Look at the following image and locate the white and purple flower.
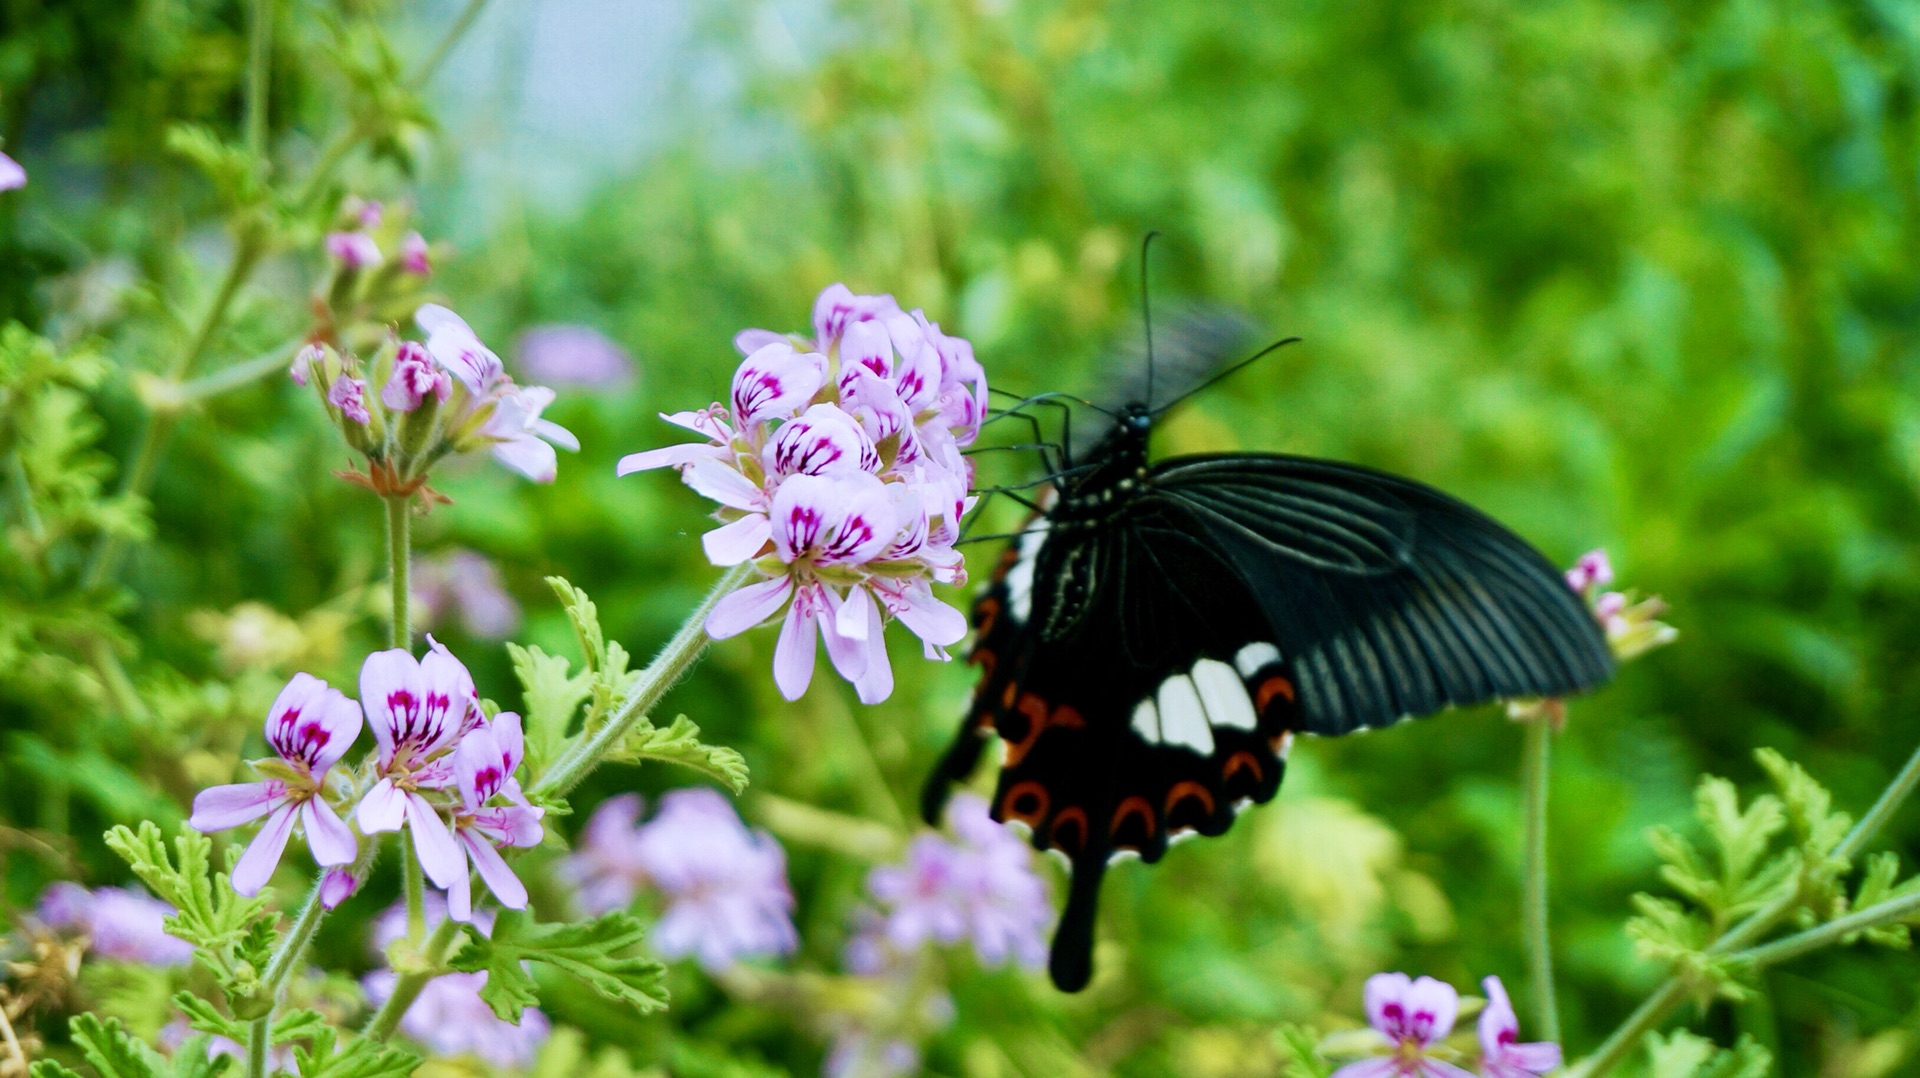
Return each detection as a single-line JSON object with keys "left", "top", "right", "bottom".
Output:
{"left": 442, "top": 713, "right": 544, "bottom": 921}
{"left": 1565, "top": 547, "right": 1676, "bottom": 661}
{"left": 622, "top": 788, "right": 798, "bottom": 972}
{"left": 381, "top": 341, "right": 452, "bottom": 413}
{"left": 1332, "top": 973, "right": 1475, "bottom": 1078}
{"left": 325, "top": 230, "right": 383, "bottom": 270}
{"left": 189, "top": 673, "right": 362, "bottom": 895}
{"left": 1477, "top": 976, "right": 1560, "bottom": 1078}
{"left": 415, "top": 304, "right": 579, "bottom": 482}
{"left": 36, "top": 883, "right": 193, "bottom": 966}
{"left": 353, "top": 641, "right": 482, "bottom": 901}
{"left": 620, "top": 285, "right": 981, "bottom": 704}
{"left": 412, "top": 549, "right": 522, "bottom": 639}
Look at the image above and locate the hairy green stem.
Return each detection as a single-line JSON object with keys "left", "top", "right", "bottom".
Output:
{"left": 362, "top": 915, "right": 460, "bottom": 1041}
{"left": 530, "top": 563, "right": 754, "bottom": 799}
{"left": 246, "top": 1017, "right": 268, "bottom": 1078}
{"left": 1575, "top": 737, "right": 1920, "bottom": 1076}
{"left": 174, "top": 337, "right": 307, "bottom": 402}
{"left": 262, "top": 877, "right": 329, "bottom": 991}
{"left": 1521, "top": 715, "right": 1560, "bottom": 1043}
{"left": 403, "top": 838, "right": 426, "bottom": 943}
{"left": 245, "top": 0, "right": 274, "bottom": 159}
{"left": 1731, "top": 890, "right": 1920, "bottom": 968}
{"left": 385, "top": 495, "right": 411, "bottom": 650}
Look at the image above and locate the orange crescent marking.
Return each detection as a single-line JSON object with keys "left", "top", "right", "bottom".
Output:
{"left": 1000, "top": 692, "right": 1051, "bottom": 767}
{"left": 1002, "top": 680, "right": 1019, "bottom": 708}
{"left": 974, "top": 596, "right": 1000, "bottom": 637}
{"left": 1223, "top": 751, "right": 1265, "bottom": 784}
{"left": 1164, "top": 781, "right": 1216, "bottom": 818}
{"left": 1003, "top": 781, "right": 1049, "bottom": 825}
{"left": 1110, "top": 796, "right": 1157, "bottom": 839}
{"left": 1050, "top": 704, "right": 1086, "bottom": 729}
{"left": 1256, "top": 676, "right": 1297, "bottom": 712}
{"left": 1050, "top": 806, "right": 1089, "bottom": 854}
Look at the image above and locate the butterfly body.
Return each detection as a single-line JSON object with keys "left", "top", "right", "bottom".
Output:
{"left": 926, "top": 384, "right": 1614, "bottom": 991}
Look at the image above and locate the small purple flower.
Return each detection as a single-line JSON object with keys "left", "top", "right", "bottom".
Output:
{"left": 36, "top": 883, "right": 193, "bottom": 966}
{"left": 327, "top": 376, "right": 370, "bottom": 424}
{"left": 401, "top": 231, "right": 432, "bottom": 276}
{"left": 1563, "top": 549, "right": 1613, "bottom": 593}
{"left": 1563, "top": 548, "right": 1676, "bottom": 661}
{"left": 189, "top": 673, "right": 362, "bottom": 895}
{"left": 412, "top": 549, "right": 522, "bottom": 639}
{"left": 319, "top": 867, "right": 361, "bottom": 909}
{"left": 479, "top": 384, "right": 580, "bottom": 483}
{"left": 418, "top": 304, "right": 506, "bottom": 394}
{"left": 823, "top": 1033, "right": 921, "bottom": 1078}
{"left": 415, "top": 305, "right": 579, "bottom": 482}
{"left": 1478, "top": 976, "right": 1560, "bottom": 1078}
{"left": 631, "top": 788, "right": 798, "bottom": 972}
{"left": 353, "top": 640, "right": 482, "bottom": 899}
{"left": 362, "top": 900, "right": 547, "bottom": 1067}
{"left": 289, "top": 343, "right": 324, "bottom": 387}
{"left": 515, "top": 325, "right": 635, "bottom": 387}
{"left": 0, "top": 151, "right": 24, "bottom": 191}
{"left": 356, "top": 200, "right": 385, "bottom": 229}
{"left": 556, "top": 793, "right": 650, "bottom": 916}
{"left": 443, "top": 714, "right": 544, "bottom": 922}
{"left": 862, "top": 793, "right": 1050, "bottom": 970}
{"left": 326, "top": 231, "right": 383, "bottom": 270}
{"left": 1332, "top": 973, "right": 1475, "bottom": 1078}
{"left": 381, "top": 341, "right": 451, "bottom": 413}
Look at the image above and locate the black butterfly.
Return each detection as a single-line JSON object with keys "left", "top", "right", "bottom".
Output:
{"left": 921, "top": 315, "right": 1614, "bottom": 992}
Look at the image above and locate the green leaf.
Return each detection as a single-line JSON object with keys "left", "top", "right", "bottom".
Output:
{"left": 1645, "top": 1030, "right": 1773, "bottom": 1078}
{"left": 29, "top": 1064, "right": 87, "bottom": 1078}
{"left": 291, "top": 1028, "right": 421, "bottom": 1078}
{"left": 1625, "top": 895, "right": 1750, "bottom": 1004}
{"left": 174, "top": 991, "right": 244, "bottom": 1041}
{"left": 609, "top": 714, "right": 749, "bottom": 794}
{"left": 1756, "top": 748, "right": 1853, "bottom": 910}
{"left": 1848, "top": 852, "right": 1920, "bottom": 948}
{"left": 272, "top": 1009, "right": 334, "bottom": 1045}
{"left": 1273, "top": 1025, "right": 1332, "bottom": 1078}
{"left": 448, "top": 909, "right": 669, "bottom": 1021}
{"left": 509, "top": 641, "right": 592, "bottom": 776}
{"left": 104, "top": 822, "right": 271, "bottom": 956}
{"left": 64, "top": 1013, "right": 168, "bottom": 1078}
{"left": 548, "top": 577, "right": 610, "bottom": 677}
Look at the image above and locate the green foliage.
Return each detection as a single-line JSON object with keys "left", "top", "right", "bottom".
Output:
{"left": 290, "top": 1027, "right": 422, "bottom": 1078}
{"left": 1844, "top": 852, "right": 1920, "bottom": 949}
{"left": 508, "top": 639, "right": 593, "bottom": 776}
{"left": 1274, "top": 1025, "right": 1333, "bottom": 1078}
{"left": 29, "top": 1015, "right": 232, "bottom": 1078}
{"left": 1753, "top": 749, "right": 1853, "bottom": 919}
{"left": 610, "top": 714, "right": 750, "bottom": 795}
{"left": 102, "top": 823, "right": 272, "bottom": 1002}
{"left": 449, "top": 909, "right": 670, "bottom": 1022}
{"left": 1643, "top": 1031, "right": 1773, "bottom": 1078}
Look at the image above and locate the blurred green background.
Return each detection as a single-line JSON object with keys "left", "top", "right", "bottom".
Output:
{"left": 5, "top": 0, "right": 1920, "bottom": 1074}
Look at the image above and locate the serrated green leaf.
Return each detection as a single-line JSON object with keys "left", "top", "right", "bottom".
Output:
{"left": 1645, "top": 1030, "right": 1772, "bottom": 1078}
{"left": 1848, "top": 852, "right": 1920, "bottom": 948}
{"left": 448, "top": 909, "right": 669, "bottom": 1021}
{"left": 103, "top": 822, "right": 271, "bottom": 957}
{"left": 1273, "top": 1024, "right": 1332, "bottom": 1078}
{"left": 509, "top": 642, "right": 593, "bottom": 775}
{"left": 30, "top": 1064, "right": 87, "bottom": 1078}
{"left": 547, "top": 577, "right": 609, "bottom": 676}
{"left": 272, "top": 1009, "right": 334, "bottom": 1045}
{"left": 291, "top": 1028, "right": 421, "bottom": 1078}
{"left": 174, "top": 991, "right": 244, "bottom": 1041}
{"left": 165, "top": 1038, "right": 236, "bottom": 1078}
{"left": 1756, "top": 748, "right": 1853, "bottom": 909}
{"left": 609, "top": 715, "right": 749, "bottom": 793}
{"left": 67, "top": 1013, "right": 167, "bottom": 1078}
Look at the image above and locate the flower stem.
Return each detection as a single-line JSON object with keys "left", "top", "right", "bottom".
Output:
{"left": 1521, "top": 714, "right": 1560, "bottom": 1043}
{"left": 403, "top": 839, "right": 426, "bottom": 943}
{"left": 246, "top": 1017, "right": 268, "bottom": 1078}
{"left": 1573, "top": 737, "right": 1920, "bottom": 1077}
{"left": 385, "top": 494, "right": 411, "bottom": 650}
{"left": 362, "top": 915, "right": 461, "bottom": 1041}
{"left": 262, "top": 876, "right": 329, "bottom": 991}
{"left": 245, "top": 0, "right": 274, "bottom": 160}
{"left": 530, "top": 563, "right": 754, "bottom": 800}
{"left": 1730, "top": 889, "right": 1920, "bottom": 968}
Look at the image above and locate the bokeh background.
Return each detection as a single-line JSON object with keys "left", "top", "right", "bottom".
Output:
{"left": 5, "top": 0, "right": 1920, "bottom": 1074}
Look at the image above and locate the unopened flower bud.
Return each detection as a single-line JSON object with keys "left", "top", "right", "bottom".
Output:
{"left": 320, "top": 867, "right": 361, "bottom": 909}
{"left": 326, "top": 231, "right": 383, "bottom": 270}
{"left": 357, "top": 201, "right": 385, "bottom": 229}
{"left": 401, "top": 231, "right": 431, "bottom": 276}
{"left": 382, "top": 342, "right": 451, "bottom": 413}
{"left": 328, "top": 377, "right": 371, "bottom": 424}
{"left": 290, "top": 343, "right": 325, "bottom": 387}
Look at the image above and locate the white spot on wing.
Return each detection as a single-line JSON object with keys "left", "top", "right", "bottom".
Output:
{"left": 1004, "top": 519, "right": 1050, "bottom": 622}
{"left": 1131, "top": 698, "right": 1161, "bottom": 743}
{"left": 1108, "top": 849, "right": 1140, "bottom": 864}
{"left": 1157, "top": 675, "right": 1215, "bottom": 755}
{"left": 1192, "top": 659, "right": 1257, "bottom": 731}
{"left": 1234, "top": 641, "right": 1282, "bottom": 677}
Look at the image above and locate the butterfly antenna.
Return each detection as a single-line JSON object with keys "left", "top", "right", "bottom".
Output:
{"left": 1141, "top": 230, "right": 1161, "bottom": 409}
{"left": 1151, "top": 335, "right": 1303, "bottom": 416}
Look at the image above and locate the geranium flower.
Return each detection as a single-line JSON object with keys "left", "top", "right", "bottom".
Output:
{"left": 326, "top": 231, "right": 382, "bottom": 269}
{"left": 327, "top": 376, "right": 370, "bottom": 424}
{"left": 630, "top": 788, "right": 797, "bottom": 972}
{"left": 353, "top": 640, "right": 481, "bottom": 897}
{"left": 37, "top": 883, "right": 193, "bottom": 966}
{"left": 1331, "top": 973, "right": 1475, "bottom": 1078}
{"left": 0, "top": 152, "right": 24, "bottom": 191}
{"left": 1477, "top": 976, "right": 1560, "bottom": 1078}
{"left": 1564, "top": 547, "right": 1676, "bottom": 661}
{"left": 401, "top": 231, "right": 431, "bottom": 276}
{"left": 556, "top": 793, "right": 650, "bottom": 915}
{"left": 859, "top": 792, "right": 1050, "bottom": 970}
{"left": 413, "top": 304, "right": 579, "bottom": 482}
{"left": 189, "top": 673, "right": 361, "bottom": 895}
{"left": 443, "top": 713, "right": 544, "bottom": 922}
{"left": 381, "top": 341, "right": 451, "bottom": 413}
{"left": 514, "top": 324, "right": 635, "bottom": 387}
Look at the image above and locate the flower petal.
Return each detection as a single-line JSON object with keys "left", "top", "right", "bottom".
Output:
{"left": 445, "top": 865, "right": 475, "bottom": 923}
{"left": 406, "top": 794, "right": 466, "bottom": 888}
{"left": 705, "top": 576, "right": 792, "bottom": 639}
{"left": 231, "top": 803, "right": 299, "bottom": 896}
{"left": 302, "top": 798, "right": 358, "bottom": 867}
{"left": 616, "top": 442, "right": 726, "bottom": 475}
{"left": 1327, "top": 1061, "right": 1402, "bottom": 1078}
{"left": 355, "top": 778, "right": 409, "bottom": 833}
{"left": 464, "top": 832, "right": 529, "bottom": 910}
{"left": 492, "top": 435, "right": 558, "bottom": 482}
{"left": 358, "top": 649, "right": 422, "bottom": 765}
{"left": 683, "top": 456, "right": 766, "bottom": 511}
{"left": 190, "top": 782, "right": 283, "bottom": 831}
{"left": 1405, "top": 975, "right": 1460, "bottom": 1044}
{"left": 702, "top": 514, "right": 773, "bottom": 566}
{"left": 772, "top": 598, "right": 819, "bottom": 701}
{"left": 533, "top": 417, "right": 580, "bottom": 452}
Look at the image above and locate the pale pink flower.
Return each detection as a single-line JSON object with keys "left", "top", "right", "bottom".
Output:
{"left": 412, "top": 549, "right": 521, "bottom": 639}
{"left": 515, "top": 324, "right": 635, "bottom": 387}
{"left": 1477, "top": 976, "right": 1560, "bottom": 1078}
{"left": 189, "top": 673, "right": 361, "bottom": 895}
{"left": 381, "top": 341, "right": 451, "bottom": 413}
{"left": 37, "top": 883, "right": 193, "bottom": 965}
{"left": 1564, "top": 548, "right": 1676, "bottom": 661}
{"left": 556, "top": 793, "right": 650, "bottom": 916}
{"left": 631, "top": 789, "right": 797, "bottom": 972}
{"left": 418, "top": 304, "right": 506, "bottom": 394}
{"left": 353, "top": 640, "right": 482, "bottom": 899}
{"left": 414, "top": 304, "right": 578, "bottom": 481}
{"left": 289, "top": 343, "right": 323, "bottom": 386}
{"left": 401, "top": 231, "right": 431, "bottom": 276}
{"left": 1563, "top": 549, "right": 1614, "bottom": 593}
{"left": 479, "top": 384, "right": 579, "bottom": 482}
{"left": 1332, "top": 973, "right": 1475, "bottom": 1078}
{"left": 0, "top": 152, "right": 24, "bottom": 191}
{"left": 860, "top": 793, "right": 1049, "bottom": 970}
{"left": 355, "top": 200, "right": 385, "bottom": 229}
{"left": 326, "top": 231, "right": 382, "bottom": 270}
{"left": 327, "top": 376, "right": 370, "bottom": 424}
{"left": 443, "top": 714, "right": 544, "bottom": 922}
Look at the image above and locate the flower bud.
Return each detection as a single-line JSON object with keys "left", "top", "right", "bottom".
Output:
{"left": 401, "top": 231, "right": 432, "bottom": 276}
{"left": 290, "top": 343, "right": 326, "bottom": 387}
{"left": 326, "top": 232, "right": 383, "bottom": 271}
{"left": 381, "top": 342, "right": 451, "bottom": 413}
{"left": 328, "top": 377, "right": 372, "bottom": 424}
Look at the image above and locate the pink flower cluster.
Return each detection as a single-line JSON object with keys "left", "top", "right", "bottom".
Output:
{"left": 850, "top": 793, "right": 1050, "bottom": 972}
{"left": 619, "top": 285, "right": 986, "bottom": 703}
{"left": 189, "top": 641, "right": 543, "bottom": 921}
{"left": 324, "top": 199, "right": 430, "bottom": 276}
{"left": 1565, "top": 548, "right": 1677, "bottom": 661}
{"left": 36, "top": 882, "right": 193, "bottom": 966}
{"left": 558, "top": 790, "right": 798, "bottom": 973}
{"left": 1332, "top": 973, "right": 1558, "bottom": 1078}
